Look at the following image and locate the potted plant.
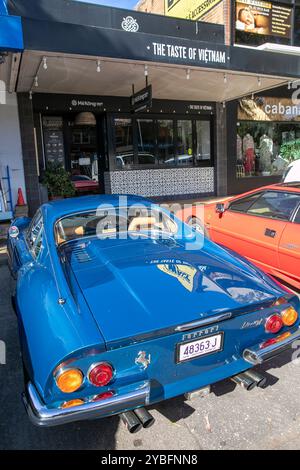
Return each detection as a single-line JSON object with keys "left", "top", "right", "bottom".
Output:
{"left": 42, "top": 163, "right": 75, "bottom": 200}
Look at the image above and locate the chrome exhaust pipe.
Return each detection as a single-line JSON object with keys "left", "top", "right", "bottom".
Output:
{"left": 120, "top": 411, "right": 143, "bottom": 434}
{"left": 243, "top": 370, "right": 267, "bottom": 388}
{"left": 231, "top": 372, "right": 257, "bottom": 391}
{"left": 134, "top": 407, "right": 155, "bottom": 429}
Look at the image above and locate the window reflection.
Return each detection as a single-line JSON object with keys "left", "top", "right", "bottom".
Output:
{"left": 114, "top": 118, "right": 133, "bottom": 169}
{"left": 158, "top": 120, "right": 175, "bottom": 165}
{"left": 137, "top": 119, "right": 156, "bottom": 165}
{"left": 177, "top": 120, "right": 193, "bottom": 166}
{"left": 196, "top": 121, "right": 211, "bottom": 163}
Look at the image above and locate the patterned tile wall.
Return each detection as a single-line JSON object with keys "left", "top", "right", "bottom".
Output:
{"left": 104, "top": 167, "right": 215, "bottom": 197}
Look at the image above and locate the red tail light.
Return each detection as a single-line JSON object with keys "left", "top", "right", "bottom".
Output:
{"left": 88, "top": 363, "right": 113, "bottom": 387}
{"left": 93, "top": 391, "right": 114, "bottom": 402}
{"left": 265, "top": 314, "right": 283, "bottom": 334}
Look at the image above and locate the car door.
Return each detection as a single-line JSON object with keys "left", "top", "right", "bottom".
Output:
{"left": 9, "top": 211, "right": 43, "bottom": 277}
{"left": 278, "top": 200, "right": 300, "bottom": 287}
{"left": 209, "top": 190, "right": 298, "bottom": 274}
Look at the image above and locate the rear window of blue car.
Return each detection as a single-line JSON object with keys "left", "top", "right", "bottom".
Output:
{"left": 55, "top": 206, "right": 177, "bottom": 245}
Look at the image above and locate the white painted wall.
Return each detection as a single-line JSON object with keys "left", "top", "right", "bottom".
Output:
{"left": 0, "top": 92, "right": 26, "bottom": 209}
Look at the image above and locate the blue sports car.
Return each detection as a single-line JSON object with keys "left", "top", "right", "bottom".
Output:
{"left": 7, "top": 195, "right": 300, "bottom": 432}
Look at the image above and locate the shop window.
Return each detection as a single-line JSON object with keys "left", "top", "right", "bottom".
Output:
{"left": 112, "top": 116, "right": 212, "bottom": 170}
{"left": 137, "top": 119, "right": 156, "bottom": 165}
{"left": 247, "top": 191, "right": 300, "bottom": 221}
{"left": 195, "top": 121, "right": 211, "bottom": 163}
{"left": 177, "top": 120, "right": 193, "bottom": 166}
{"left": 114, "top": 118, "right": 133, "bottom": 169}
{"left": 236, "top": 120, "right": 300, "bottom": 179}
{"left": 157, "top": 120, "right": 175, "bottom": 165}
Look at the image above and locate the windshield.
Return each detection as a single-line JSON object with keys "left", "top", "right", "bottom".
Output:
{"left": 55, "top": 206, "right": 178, "bottom": 245}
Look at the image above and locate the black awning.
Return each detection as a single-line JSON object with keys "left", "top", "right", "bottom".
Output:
{"left": 7, "top": 0, "right": 224, "bottom": 43}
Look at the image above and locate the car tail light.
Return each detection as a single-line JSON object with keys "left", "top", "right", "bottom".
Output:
{"left": 260, "top": 331, "right": 291, "bottom": 350}
{"left": 88, "top": 363, "right": 113, "bottom": 387}
{"left": 260, "top": 338, "right": 277, "bottom": 349}
{"left": 61, "top": 399, "right": 85, "bottom": 409}
{"left": 93, "top": 391, "right": 115, "bottom": 402}
{"left": 56, "top": 369, "right": 83, "bottom": 393}
{"left": 265, "top": 314, "right": 283, "bottom": 334}
{"left": 281, "top": 307, "right": 298, "bottom": 326}
{"left": 272, "top": 297, "right": 287, "bottom": 307}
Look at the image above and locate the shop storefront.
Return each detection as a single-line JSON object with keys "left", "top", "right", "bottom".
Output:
{"left": 227, "top": 85, "right": 300, "bottom": 194}
{"left": 33, "top": 94, "right": 215, "bottom": 198}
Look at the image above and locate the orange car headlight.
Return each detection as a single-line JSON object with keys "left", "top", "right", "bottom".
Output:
{"left": 281, "top": 307, "right": 298, "bottom": 327}
{"left": 56, "top": 369, "right": 83, "bottom": 393}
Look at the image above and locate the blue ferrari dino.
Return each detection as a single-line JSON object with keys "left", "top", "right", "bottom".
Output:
{"left": 7, "top": 195, "right": 300, "bottom": 431}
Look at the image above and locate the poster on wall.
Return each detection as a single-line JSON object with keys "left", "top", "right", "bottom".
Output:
{"left": 165, "top": 0, "right": 223, "bottom": 21}
{"left": 238, "top": 97, "right": 300, "bottom": 122}
{"left": 235, "top": 0, "right": 292, "bottom": 38}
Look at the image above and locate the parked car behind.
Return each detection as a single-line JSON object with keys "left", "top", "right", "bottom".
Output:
{"left": 283, "top": 159, "right": 300, "bottom": 183}
{"left": 71, "top": 175, "right": 99, "bottom": 194}
{"left": 177, "top": 183, "right": 300, "bottom": 290}
{"left": 7, "top": 195, "right": 300, "bottom": 430}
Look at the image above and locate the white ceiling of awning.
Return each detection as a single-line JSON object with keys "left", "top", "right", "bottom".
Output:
{"left": 16, "top": 50, "right": 295, "bottom": 102}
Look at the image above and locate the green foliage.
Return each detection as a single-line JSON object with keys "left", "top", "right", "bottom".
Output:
{"left": 279, "top": 139, "right": 300, "bottom": 163}
{"left": 42, "top": 163, "right": 75, "bottom": 198}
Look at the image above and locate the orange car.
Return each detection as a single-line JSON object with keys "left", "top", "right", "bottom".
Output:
{"left": 177, "top": 183, "right": 300, "bottom": 291}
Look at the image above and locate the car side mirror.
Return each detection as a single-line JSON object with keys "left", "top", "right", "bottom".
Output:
{"left": 9, "top": 226, "right": 20, "bottom": 239}
{"left": 215, "top": 203, "right": 226, "bottom": 215}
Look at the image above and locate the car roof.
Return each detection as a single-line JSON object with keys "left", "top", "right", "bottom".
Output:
{"left": 41, "top": 194, "right": 157, "bottom": 227}
{"left": 265, "top": 183, "right": 300, "bottom": 192}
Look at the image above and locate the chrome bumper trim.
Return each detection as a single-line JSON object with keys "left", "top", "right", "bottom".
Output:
{"left": 243, "top": 328, "right": 300, "bottom": 365}
{"left": 22, "top": 381, "right": 150, "bottom": 427}
{"left": 175, "top": 312, "right": 232, "bottom": 332}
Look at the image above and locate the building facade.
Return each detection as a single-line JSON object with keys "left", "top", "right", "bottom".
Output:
{"left": 1, "top": 0, "right": 300, "bottom": 215}
{"left": 0, "top": 1, "right": 25, "bottom": 215}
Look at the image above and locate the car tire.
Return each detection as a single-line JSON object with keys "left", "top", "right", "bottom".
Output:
{"left": 188, "top": 217, "right": 210, "bottom": 239}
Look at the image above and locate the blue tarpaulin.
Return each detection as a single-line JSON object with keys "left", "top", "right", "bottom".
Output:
{"left": 0, "top": 0, "right": 23, "bottom": 51}
{"left": 0, "top": 0, "right": 8, "bottom": 15}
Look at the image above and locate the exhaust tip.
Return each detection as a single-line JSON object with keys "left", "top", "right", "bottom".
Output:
{"left": 231, "top": 372, "right": 256, "bottom": 391}
{"left": 121, "top": 411, "right": 143, "bottom": 434}
{"left": 134, "top": 407, "right": 155, "bottom": 429}
{"left": 243, "top": 370, "right": 267, "bottom": 389}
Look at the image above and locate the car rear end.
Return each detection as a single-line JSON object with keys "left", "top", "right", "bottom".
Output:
{"left": 23, "top": 293, "right": 300, "bottom": 428}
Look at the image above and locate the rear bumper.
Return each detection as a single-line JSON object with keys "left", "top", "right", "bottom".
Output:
{"left": 243, "top": 328, "right": 300, "bottom": 365}
{"left": 22, "top": 381, "right": 150, "bottom": 427}
{"left": 22, "top": 329, "right": 300, "bottom": 426}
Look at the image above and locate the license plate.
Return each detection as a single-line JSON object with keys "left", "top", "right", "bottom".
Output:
{"left": 177, "top": 333, "right": 223, "bottom": 363}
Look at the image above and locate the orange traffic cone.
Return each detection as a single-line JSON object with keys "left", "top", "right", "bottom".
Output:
{"left": 16, "top": 188, "right": 26, "bottom": 206}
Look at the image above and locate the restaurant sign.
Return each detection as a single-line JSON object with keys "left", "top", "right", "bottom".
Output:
{"left": 130, "top": 85, "right": 152, "bottom": 114}
{"left": 238, "top": 97, "right": 300, "bottom": 122}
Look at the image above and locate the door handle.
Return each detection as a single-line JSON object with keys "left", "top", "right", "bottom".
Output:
{"left": 265, "top": 228, "right": 276, "bottom": 238}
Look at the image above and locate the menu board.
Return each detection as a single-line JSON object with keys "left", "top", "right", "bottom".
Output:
{"left": 235, "top": 0, "right": 292, "bottom": 38}
{"left": 43, "top": 117, "right": 65, "bottom": 167}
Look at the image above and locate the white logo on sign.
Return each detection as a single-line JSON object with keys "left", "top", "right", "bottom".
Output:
{"left": 121, "top": 16, "right": 139, "bottom": 33}
{"left": 71, "top": 100, "right": 77, "bottom": 106}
